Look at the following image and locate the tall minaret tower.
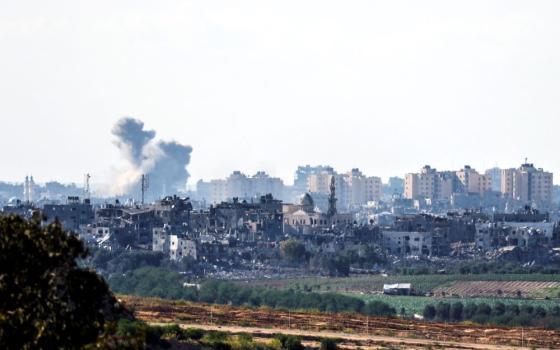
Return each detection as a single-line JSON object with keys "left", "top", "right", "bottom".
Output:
{"left": 23, "top": 176, "right": 30, "bottom": 202}
{"left": 29, "top": 176, "right": 36, "bottom": 202}
{"left": 327, "top": 176, "right": 337, "bottom": 217}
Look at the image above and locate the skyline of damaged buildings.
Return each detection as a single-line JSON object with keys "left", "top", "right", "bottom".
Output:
{"left": 2, "top": 159, "right": 559, "bottom": 277}
{"left": 1, "top": 160, "right": 557, "bottom": 214}
{"left": 193, "top": 161, "right": 555, "bottom": 213}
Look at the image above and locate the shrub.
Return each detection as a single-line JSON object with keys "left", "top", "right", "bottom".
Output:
{"left": 320, "top": 338, "right": 338, "bottom": 350}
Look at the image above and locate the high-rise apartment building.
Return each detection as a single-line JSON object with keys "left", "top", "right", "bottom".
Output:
{"left": 501, "top": 163, "right": 553, "bottom": 207}
{"left": 196, "top": 171, "right": 285, "bottom": 204}
{"left": 306, "top": 168, "right": 381, "bottom": 209}
{"left": 405, "top": 165, "right": 490, "bottom": 200}
{"left": 485, "top": 167, "right": 502, "bottom": 192}
{"left": 456, "top": 165, "right": 492, "bottom": 196}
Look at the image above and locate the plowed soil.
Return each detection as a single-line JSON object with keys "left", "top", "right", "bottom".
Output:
{"left": 121, "top": 295, "right": 560, "bottom": 349}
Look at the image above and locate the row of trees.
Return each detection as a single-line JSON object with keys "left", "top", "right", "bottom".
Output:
{"left": 423, "top": 301, "right": 560, "bottom": 329}
{"left": 109, "top": 268, "right": 397, "bottom": 317}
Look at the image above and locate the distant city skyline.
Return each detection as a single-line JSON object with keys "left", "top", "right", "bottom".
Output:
{"left": 3, "top": 161, "right": 553, "bottom": 189}
{"left": 1, "top": 1, "right": 559, "bottom": 186}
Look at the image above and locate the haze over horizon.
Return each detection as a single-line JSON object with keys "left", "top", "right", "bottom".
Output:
{"left": 1, "top": 1, "right": 559, "bottom": 187}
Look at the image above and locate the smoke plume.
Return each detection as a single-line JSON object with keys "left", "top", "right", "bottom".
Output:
{"left": 110, "top": 117, "right": 192, "bottom": 198}
{"left": 112, "top": 118, "right": 156, "bottom": 166}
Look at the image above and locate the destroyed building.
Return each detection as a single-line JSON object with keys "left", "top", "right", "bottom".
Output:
{"left": 475, "top": 207, "right": 556, "bottom": 251}
{"left": 381, "top": 214, "right": 455, "bottom": 256}
{"left": 42, "top": 196, "right": 94, "bottom": 231}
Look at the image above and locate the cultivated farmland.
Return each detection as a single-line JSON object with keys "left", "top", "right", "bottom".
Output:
{"left": 122, "top": 295, "right": 560, "bottom": 349}
{"left": 246, "top": 274, "right": 560, "bottom": 294}
{"left": 432, "top": 280, "right": 560, "bottom": 298}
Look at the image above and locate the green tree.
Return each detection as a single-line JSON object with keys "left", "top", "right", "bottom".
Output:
{"left": 320, "top": 338, "right": 339, "bottom": 350}
{"left": 476, "top": 303, "right": 492, "bottom": 316}
{"left": 435, "top": 302, "right": 450, "bottom": 321}
{"left": 280, "top": 239, "right": 307, "bottom": 263}
{"left": 423, "top": 305, "right": 436, "bottom": 320}
{"left": 0, "top": 215, "right": 129, "bottom": 349}
{"left": 450, "top": 302, "right": 464, "bottom": 321}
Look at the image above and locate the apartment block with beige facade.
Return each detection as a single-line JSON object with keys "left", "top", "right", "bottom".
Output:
{"left": 196, "top": 171, "right": 285, "bottom": 204}
{"left": 501, "top": 163, "right": 553, "bottom": 207}
{"left": 456, "top": 165, "right": 492, "bottom": 196}
{"left": 404, "top": 165, "right": 447, "bottom": 200}
{"left": 405, "top": 165, "right": 491, "bottom": 200}
{"left": 307, "top": 168, "right": 382, "bottom": 209}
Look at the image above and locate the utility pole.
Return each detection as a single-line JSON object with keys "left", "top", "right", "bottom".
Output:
{"left": 141, "top": 174, "right": 149, "bottom": 204}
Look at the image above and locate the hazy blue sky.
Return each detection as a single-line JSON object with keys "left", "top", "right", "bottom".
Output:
{"left": 1, "top": 1, "right": 558, "bottom": 188}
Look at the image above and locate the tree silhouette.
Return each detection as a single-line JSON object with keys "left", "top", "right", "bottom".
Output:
{"left": 0, "top": 215, "right": 130, "bottom": 349}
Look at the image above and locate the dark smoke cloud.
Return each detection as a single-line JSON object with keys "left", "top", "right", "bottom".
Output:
{"left": 111, "top": 117, "right": 193, "bottom": 197}
{"left": 150, "top": 141, "right": 193, "bottom": 194}
{"left": 112, "top": 118, "right": 155, "bottom": 166}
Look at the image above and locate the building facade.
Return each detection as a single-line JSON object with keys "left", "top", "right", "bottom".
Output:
{"left": 501, "top": 163, "right": 553, "bottom": 208}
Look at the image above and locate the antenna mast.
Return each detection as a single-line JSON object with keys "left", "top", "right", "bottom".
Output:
{"left": 141, "top": 174, "right": 150, "bottom": 204}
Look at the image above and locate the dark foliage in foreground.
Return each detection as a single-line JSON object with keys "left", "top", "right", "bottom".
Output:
{"left": 0, "top": 215, "right": 182, "bottom": 349}
{"left": 0, "top": 215, "right": 135, "bottom": 349}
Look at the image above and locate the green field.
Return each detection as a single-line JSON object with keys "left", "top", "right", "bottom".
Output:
{"left": 349, "top": 294, "right": 560, "bottom": 316}
{"left": 247, "top": 274, "right": 560, "bottom": 294}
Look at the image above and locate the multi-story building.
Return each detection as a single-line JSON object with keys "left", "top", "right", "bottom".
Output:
{"left": 456, "top": 165, "right": 492, "bottom": 196}
{"left": 196, "top": 179, "right": 227, "bottom": 204}
{"left": 307, "top": 172, "right": 334, "bottom": 194}
{"left": 307, "top": 168, "right": 381, "bottom": 210}
{"left": 42, "top": 196, "right": 95, "bottom": 231}
{"left": 169, "top": 235, "right": 197, "bottom": 261}
{"left": 405, "top": 165, "right": 441, "bottom": 200}
{"left": 405, "top": 165, "right": 491, "bottom": 201}
{"left": 501, "top": 163, "right": 553, "bottom": 208}
{"left": 153, "top": 227, "right": 197, "bottom": 261}
{"left": 485, "top": 167, "right": 502, "bottom": 192}
{"left": 293, "top": 165, "right": 334, "bottom": 193}
{"left": 252, "top": 171, "right": 284, "bottom": 198}
{"left": 345, "top": 169, "right": 382, "bottom": 207}
{"left": 384, "top": 177, "right": 404, "bottom": 197}
{"left": 196, "top": 171, "right": 285, "bottom": 204}
{"left": 307, "top": 172, "right": 348, "bottom": 210}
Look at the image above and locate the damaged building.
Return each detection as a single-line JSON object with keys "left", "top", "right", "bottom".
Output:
{"left": 475, "top": 207, "right": 556, "bottom": 251}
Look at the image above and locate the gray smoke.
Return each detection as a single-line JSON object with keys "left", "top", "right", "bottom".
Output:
{"left": 112, "top": 118, "right": 156, "bottom": 166}
{"left": 110, "top": 117, "right": 192, "bottom": 197}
